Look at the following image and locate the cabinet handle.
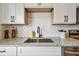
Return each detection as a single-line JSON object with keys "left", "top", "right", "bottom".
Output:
{"left": 11, "top": 16, "right": 15, "bottom": 22}
{"left": 20, "top": 48, "right": 22, "bottom": 54}
{"left": 11, "top": 16, "right": 13, "bottom": 22}
{"left": 0, "top": 50, "right": 6, "bottom": 53}
{"left": 64, "top": 16, "right": 68, "bottom": 22}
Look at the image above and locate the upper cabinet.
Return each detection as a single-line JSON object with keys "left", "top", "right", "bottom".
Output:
{"left": 52, "top": 3, "right": 76, "bottom": 24}
{"left": 1, "top": 4, "right": 16, "bottom": 24}
{"left": 0, "top": 3, "right": 25, "bottom": 24}
{"left": 0, "top": 3, "right": 77, "bottom": 25}
{"left": 15, "top": 3, "right": 24, "bottom": 24}
{"left": 52, "top": 3, "right": 64, "bottom": 24}
{"left": 25, "top": 3, "right": 53, "bottom": 8}
{"left": 64, "top": 4, "right": 76, "bottom": 24}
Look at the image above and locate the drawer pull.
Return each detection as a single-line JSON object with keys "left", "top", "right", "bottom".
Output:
{"left": 0, "top": 50, "right": 6, "bottom": 53}
{"left": 64, "top": 16, "right": 68, "bottom": 22}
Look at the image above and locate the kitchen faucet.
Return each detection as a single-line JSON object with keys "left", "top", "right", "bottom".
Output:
{"left": 37, "top": 26, "right": 42, "bottom": 38}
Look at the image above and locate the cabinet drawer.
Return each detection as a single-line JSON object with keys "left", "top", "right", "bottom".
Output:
{"left": 0, "top": 47, "right": 16, "bottom": 56}
{"left": 18, "top": 47, "right": 61, "bottom": 56}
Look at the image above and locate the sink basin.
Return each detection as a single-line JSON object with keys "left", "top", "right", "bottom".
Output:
{"left": 39, "top": 39, "right": 53, "bottom": 43}
{"left": 24, "top": 38, "right": 37, "bottom": 43}
{"left": 24, "top": 38, "right": 54, "bottom": 43}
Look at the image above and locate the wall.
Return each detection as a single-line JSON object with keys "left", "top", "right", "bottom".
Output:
{"left": 17, "top": 13, "right": 79, "bottom": 37}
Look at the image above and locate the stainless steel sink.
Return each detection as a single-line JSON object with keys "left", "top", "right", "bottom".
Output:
{"left": 39, "top": 39, "right": 53, "bottom": 43}
{"left": 24, "top": 38, "right": 54, "bottom": 43}
{"left": 24, "top": 38, "right": 37, "bottom": 43}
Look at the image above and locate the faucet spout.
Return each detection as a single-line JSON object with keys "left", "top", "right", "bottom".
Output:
{"left": 36, "top": 26, "right": 42, "bottom": 38}
{"left": 37, "top": 26, "right": 40, "bottom": 38}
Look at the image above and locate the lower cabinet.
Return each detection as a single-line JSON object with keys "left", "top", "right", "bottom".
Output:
{"left": 17, "top": 47, "right": 61, "bottom": 56}
{"left": 0, "top": 46, "right": 61, "bottom": 56}
{"left": 64, "top": 47, "right": 79, "bottom": 56}
{"left": 0, "top": 47, "right": 16, "bottom": 56}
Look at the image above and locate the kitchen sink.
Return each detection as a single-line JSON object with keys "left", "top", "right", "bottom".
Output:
{"left": 24, "top": 38, "right": 54, "bottom": 43}
{"left": 39, "top": 39, "right": 53, "bottom": 43}
{"left": 24, "top": 38, "right": 37, "bottom": 43}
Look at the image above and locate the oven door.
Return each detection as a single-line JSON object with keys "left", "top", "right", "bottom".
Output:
{"left": 64, "top": 47, "right": 79, "bottom": 56}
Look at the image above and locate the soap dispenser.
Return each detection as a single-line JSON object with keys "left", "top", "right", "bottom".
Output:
{"left": 32, "top": 30, "right": 35, "bottom": 38}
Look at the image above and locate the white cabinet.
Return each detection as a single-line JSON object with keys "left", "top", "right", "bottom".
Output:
{"left": 52, "top": 3, "right": 76, "bottom": 24}
{"left": 0, "top": 47, "right": 16, "bottom": 56}
{"left": 0, "top": 4, "right": 15, "bottom": 24}
{"left": 53, "top": 3, "right": 64, "bottom": 24}
{"left": 15, "top": 3, "right": 24, "bottom": 24}
{"left": 25, "top": 3, "right": 53, "bottom": 8}
{"left": 17, "top": 47, "right": 61, "bottom": 56}
{"left": 64, "top": 3, "right": 76, "bottom": 24}
{"left": 0, "top": 46, "right": 61, "bottom": 56}
{"left": 0, "top": 3, "right": 24, "bottom": 24}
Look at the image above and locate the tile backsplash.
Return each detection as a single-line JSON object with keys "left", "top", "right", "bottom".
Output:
{"left": 16, "top": 25, "right": 79, "bottom": 37}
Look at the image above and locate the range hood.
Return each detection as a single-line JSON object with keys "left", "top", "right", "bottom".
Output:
{"left": 25, "top": 8, "right": 53, "bottom": 12}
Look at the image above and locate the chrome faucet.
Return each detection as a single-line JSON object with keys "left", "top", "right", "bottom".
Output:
{"left": 37, "top": 26, "right": 40, "bottom": 38}
{"left": 37, "top": 26, "right": 42, "bottom": 38}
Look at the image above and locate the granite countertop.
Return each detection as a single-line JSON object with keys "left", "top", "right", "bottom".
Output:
{"left": 0, "top": 37, "right": 61, "bottom": 46}
{"left": 0, "top": 37, "right": 79, "bottom": 46}
{"left": 64, "top": 37, "right": 79, "bottom": 46}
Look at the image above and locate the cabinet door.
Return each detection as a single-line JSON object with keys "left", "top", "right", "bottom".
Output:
{"left": 1, "top": 4, "right": 11, "bottom": 24}
{"left": 52, "top": 3, "right": 76, "bottom": 24}
{"left": 18, "top": 47, "right": 61, "bottom": 56}
{"left": 15, "top": 3, "right": 24, "bottom": 24}
{"left": 1, "top": 3, "right": 15, "bottom": 24}
{"left": 53, "top": 3, "right": 64, "bottom": 24}
{"left": 64, "top": 3, "right": 76, "bottom": 24}
{"left": 25, "top": 3, "right": 53, "bottom": 8}
{"left": 0, "top": 47, "right": 16, "bottom": 56}
{"left": 0, "top": 3, "right": 24, "bottom": 24}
